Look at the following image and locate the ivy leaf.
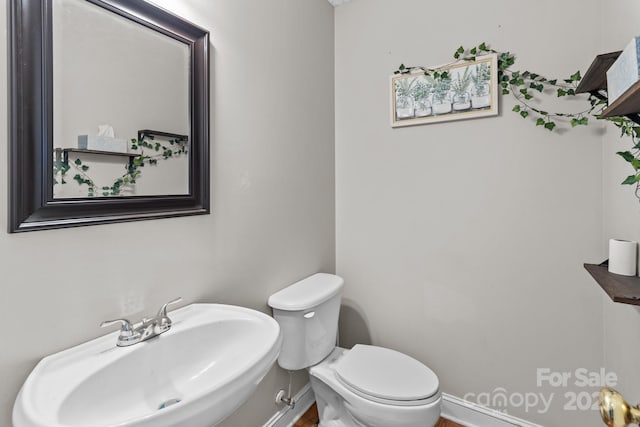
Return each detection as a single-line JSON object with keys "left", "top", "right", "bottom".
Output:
{"left": 544, "top": 121, "right": 556, "bottom": 131}
{"left": 557, "top": 88, "right": 567, "bottom": 97}
{"left": 622, "top": 175, "right": 640, "bottom": 185}
{"left": 470, "top": 47, "right": 477, "bottom": 55}
{"left": 399, "top": 64, "right": 405, "bottom": 71}
{"left": 536, "top": 118, "right": 545, "bottom": 126}
{"left": 617, "top": 151, "right": 636, "bottom": 163}
{"left": 548, "top": 79, "right": 557, "bottom": 85}
{"left": 570, "top": 71, "right": 581, "bottom": 81}
{"left": 512, "top": 105, "right": 521, "bottom": 112}
{"left": 479, "top": 42, "right": 488, "bottom": 51}
{"left": 502, "top": 89, "right": 509, "bottom": 95}
{"left": 74, "top": 159, "right": 82, "bottom": 165}
{"left": 531, "top": 83, "right": 544, "bottom": 92}
{"left": 520, "top": 111, "right": 529, "bottom": 119}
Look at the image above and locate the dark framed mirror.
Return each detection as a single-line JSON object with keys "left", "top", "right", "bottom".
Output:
{"left": 8, "top": 0, "right": 210, "bottom": 232}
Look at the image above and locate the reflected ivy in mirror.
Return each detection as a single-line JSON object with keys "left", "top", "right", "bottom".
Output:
{"left": 54, "top": 135, "right": 189, "bottom": 197}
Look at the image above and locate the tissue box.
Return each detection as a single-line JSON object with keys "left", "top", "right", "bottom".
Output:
{"left": 606, "top": 36, "right": 640, "bottom": 103}
{"left": 77, "top": 135, "right": 128, "bottom": 153}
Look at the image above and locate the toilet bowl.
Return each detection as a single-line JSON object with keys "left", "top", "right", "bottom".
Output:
{"left": 311, "top": 346, "right": 441, "bottom": 427}
{"left": 268, "top": 273, "right": 441, "bottom": 427}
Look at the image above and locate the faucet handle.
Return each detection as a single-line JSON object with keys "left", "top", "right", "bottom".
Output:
{"left": 157, "top": 297, "right": 183, "bottom": 318}
{"left": 100, "top": 318, "right": 134, "bottom": 335}
{"left": 100, "top": 318, "right": 141, "bottom": 346}
{"left": 154, "top": 297, "right": 182, "bottom": 333}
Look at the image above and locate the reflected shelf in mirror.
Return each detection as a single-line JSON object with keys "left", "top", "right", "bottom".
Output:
{"left": 54, "top": 148, "right": 138, "bottom": 167}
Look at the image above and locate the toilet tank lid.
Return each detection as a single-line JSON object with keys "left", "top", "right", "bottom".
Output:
{"left": 268, "top": 273, "right": 344, "bottom": 311}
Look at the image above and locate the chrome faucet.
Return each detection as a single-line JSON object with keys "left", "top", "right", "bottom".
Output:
{"left": 101, "top": 297, "right": 182, "bottom": 347}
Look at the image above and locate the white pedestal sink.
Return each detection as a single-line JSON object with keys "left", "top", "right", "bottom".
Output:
{"left": 13, "top": 304, "right": 282, "bottom": 427}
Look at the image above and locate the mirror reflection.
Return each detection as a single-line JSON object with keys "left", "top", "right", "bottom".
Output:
{"left": 52, "top": 0, "right": 190, "bottom": 198}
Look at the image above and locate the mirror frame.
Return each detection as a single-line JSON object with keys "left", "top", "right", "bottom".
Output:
{"left": 8, "top": 0, "right": 210, "bottom": 232}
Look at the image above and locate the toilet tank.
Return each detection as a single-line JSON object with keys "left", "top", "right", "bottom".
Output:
{"left": 268, "top": 273, "right": 344, "bottom": 371}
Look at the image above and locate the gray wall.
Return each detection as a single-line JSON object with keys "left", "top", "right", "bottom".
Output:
{"left": 601, "top": 0, "right": 640, "bottom": 415}
{"left": 335, "top": 0, "right": 605, "bottom": 425}
{"left": 0, "top": 0, "right": 335, "bottom": 426}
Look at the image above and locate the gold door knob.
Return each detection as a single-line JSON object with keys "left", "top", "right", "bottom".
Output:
{"left": 600, "top": 388, "right": 640, "bottom": 427}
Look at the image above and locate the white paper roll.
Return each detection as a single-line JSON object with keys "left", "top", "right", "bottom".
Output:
{"left": 609, "top": 239, "right": 638, "bottom": 276}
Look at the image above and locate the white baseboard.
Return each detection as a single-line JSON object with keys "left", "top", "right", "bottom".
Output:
{"left": 262, "top": 385, "right": 542, "bottom": 427}
{"left": 262, "top": 383, "right": 315, "bottom": 427}
{"left": 442, "top": 393, "right": 544, "bottom": 427}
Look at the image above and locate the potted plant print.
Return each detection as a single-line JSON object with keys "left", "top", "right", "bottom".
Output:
{"left": 471, "top": 62, "right": 491, "bottom": 109}
{"left": 451, "top": 67, "right": 472, "bottom": 111}
{"left": 431, "top": 75, "right": 452, "bottom": 115}
{"left": 395, "top": 77, "right": 417, "bottom": 119}
{"left": 413, "top": 79, "right": 432, "bottom": 117}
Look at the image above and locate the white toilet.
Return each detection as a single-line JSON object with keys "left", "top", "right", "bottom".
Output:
{"left": 268, "top": 273, "right": 441, "bottom": 427}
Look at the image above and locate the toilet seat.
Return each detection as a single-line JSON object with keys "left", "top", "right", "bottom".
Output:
{"left": 334, "top": 344, "right": 440, "bottom": 407}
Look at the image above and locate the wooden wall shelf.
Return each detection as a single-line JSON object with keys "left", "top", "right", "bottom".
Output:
{"left": 577, "top": 50, "right": 640, "bottom": 123}
{"left": 584, "top": 263, "right": 640, "bottom": 306}
{"left": 600, "top": 80, "right": 640, "bottom": 118}
{"left": 576, "top": 51, "right": 621, "bottom": 94}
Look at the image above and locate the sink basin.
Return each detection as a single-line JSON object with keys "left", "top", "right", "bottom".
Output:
{"left": 13, "top": 304, "right": 282, "bottom": 427}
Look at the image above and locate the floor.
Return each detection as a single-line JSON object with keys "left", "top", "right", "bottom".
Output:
{"left": 293, "top": 403, "right": 465, "bottom": 427}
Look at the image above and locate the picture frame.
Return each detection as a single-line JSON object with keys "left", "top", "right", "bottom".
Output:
{"left": 391, "top": 54, "right": 499, "bottom": 127}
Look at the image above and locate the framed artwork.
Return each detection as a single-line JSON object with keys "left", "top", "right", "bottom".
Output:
{"left": 391, "top": 54, "right": 498, "bottom": 127}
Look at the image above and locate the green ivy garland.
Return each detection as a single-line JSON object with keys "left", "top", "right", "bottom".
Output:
{"left": 394, "top": 43, "right": 640, "bottom": 199}
{"left": 53, "top": 135, "right": 188, "bottom": 197}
